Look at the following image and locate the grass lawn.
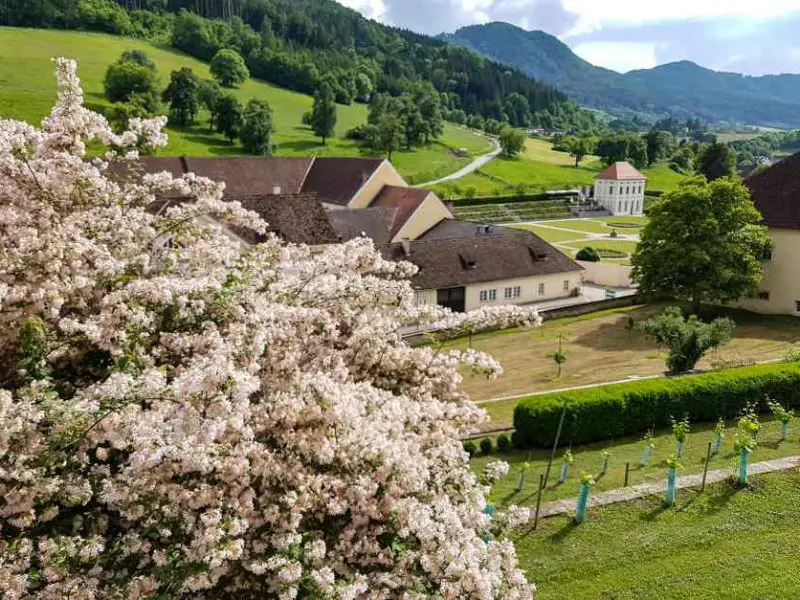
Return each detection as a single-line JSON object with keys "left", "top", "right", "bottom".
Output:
{"left": 590, "top": 239, "right": 639, "bottom": 255}
{"left": 472, "top": 416, "right": 800, "bottom": 505}
{"left": 0, "top": 26, "right": 487, "bottom": 182}
{"left": 645, "top": 162, "right": 688, "bottom": 194}
{"left": 512, "top": 224, "right": 591, "bottom": 243}
{"left": 440, "top": 304, "right": 800, "bottom": 419}
{"left": 538, "top": 219, "right": 619, "bottom": 234}
{"left": 523, "top": 137, "right": 601, "bottom": 166}
{"left": 513, "top": 469, "right": 800, "bottom": 599}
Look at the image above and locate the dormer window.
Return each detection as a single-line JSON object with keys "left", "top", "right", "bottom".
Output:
{"left": 528, "top": 247, "right": 548, "bottom": 261}
{"left": 459, "top": 252, "right": 477, "bottom": 269}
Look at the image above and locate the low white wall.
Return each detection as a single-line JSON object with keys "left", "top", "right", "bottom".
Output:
{"left": 577, "top": 260, "right": 633, "bottom": 288}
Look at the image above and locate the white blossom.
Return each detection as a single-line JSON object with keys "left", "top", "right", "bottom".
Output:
{"left": 0, "top": 59, "right": 537, "bottom": 599}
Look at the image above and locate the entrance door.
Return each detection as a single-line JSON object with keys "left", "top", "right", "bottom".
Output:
{"left": 437, "top": 287, "right": 466, "bottom": 313}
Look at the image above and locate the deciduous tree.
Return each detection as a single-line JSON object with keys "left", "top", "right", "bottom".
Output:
{"left": 103, "top": 50, "right": 160, "bottom": 113}
{"left": 239, "top": 98, "right": 274, "bottom": 155}
{"left": 499, "top": 127, "right": 526, "bottom": 158}
{"left": 214, "top": 91, "right": 243, "bottom": 143}
{"left": 162, "top": 66, "right": 201, "bottom": 126}
{"left": 309, "top": 82, "right": 337, "bottom": 145}
{"left": 210, "top": 48, "right": 249, "bottom": 88}
{"left": 698, "top": 141, "right": 736, "bottom": 181}
{"left": 0, "top": 58, "right": 538, "bottom": 600}
{"left": 632, "top": 177, "right": 770, "bottom": 313}
{"left": 638, "top": 307, "right": 734, "bottom": 373}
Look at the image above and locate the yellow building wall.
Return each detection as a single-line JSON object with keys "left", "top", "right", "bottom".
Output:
{"left": 347, "top": 161, "right": 407, "bottom": 209}
{"left": 734, "top": 228, "right": 800, "bottom": 316}
{"left": 463, "top": 271, "right": 582, "bottom": 312}
{"left": 392, "top": 194, "right": 453, "bottom": 242}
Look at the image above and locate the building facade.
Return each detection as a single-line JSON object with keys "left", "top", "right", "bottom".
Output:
{"left": 119, "top": 155, "right": 583, "bottom": 313}
{"left": 593, "top": 162, "right": 647, "bottom": 216}
{"left": 733, "top": 154, "right": 800, "bottom": 316}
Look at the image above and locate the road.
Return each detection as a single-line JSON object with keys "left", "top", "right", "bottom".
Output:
{"left": 415, "top": 136, "right": 501, "bottom": 187}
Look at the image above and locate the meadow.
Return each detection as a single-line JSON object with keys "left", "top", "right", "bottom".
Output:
{"left": 0, "top": 27, "right": 491, "bottom": 183}
{"left": 433, "top": 137, "right": 688, "bottom": 198}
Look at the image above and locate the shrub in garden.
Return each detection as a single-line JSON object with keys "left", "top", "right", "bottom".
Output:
{"left": 638, "top": 306, "right": 734, "bottom": 373}
{"left": 514, "top": 362, "right": 800, "bottom": 447}
{"left": 0, "top": 59, "right": 539, "bottom": 598}
{"left": 480, "top": 437, "right": 494, "bottom": 455}
{"left": 496, "top": 433, "right": 512, "bottom": 452}
{"left": 463, "top": 440, "right": 478, "bottom": 456}
{"left": 576, "top": 246, "right": 601, "bottom": 262}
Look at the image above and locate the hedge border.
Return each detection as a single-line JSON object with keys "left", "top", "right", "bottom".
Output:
{"left": 513, "top": 363, "right": 800, "bottom": 448}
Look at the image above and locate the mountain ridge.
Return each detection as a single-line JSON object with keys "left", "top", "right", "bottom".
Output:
{"left": 440, "top": 22, "right": 800, "bottom": 127}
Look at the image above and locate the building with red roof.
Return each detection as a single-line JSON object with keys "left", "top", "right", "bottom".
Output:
{"left": 593, "top": 161, "right": 647, "bottom": 216}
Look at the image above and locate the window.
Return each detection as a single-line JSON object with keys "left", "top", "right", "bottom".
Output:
{"left": 538, "top": 283, "right": 545, "bottom": 296}
{"left": 758, "top": 291, "right": 771, "bottom": 301}
{"left": 609, "top": 185, "right": 614, "bottom": 195}
{"left": 505, "top": 286, "right": 522, "bottom": 299}
{"left": 760, "top": 245, "right": 774, "bottom": 261}
{"left": 563, "top": 279, "right": 570, "bottom": 292}
{"left": 795, "top": 300, "right": 800, "bottom": 313}
{"left": 480, "top": 289, "right": 497, "bottom": 303}
{"left": 626, "top": 185, "right": 630, "bottom": 195}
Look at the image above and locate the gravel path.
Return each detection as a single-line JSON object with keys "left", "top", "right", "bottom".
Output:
{"left": 415, "top": 136, "right": 501, "bottom": 187}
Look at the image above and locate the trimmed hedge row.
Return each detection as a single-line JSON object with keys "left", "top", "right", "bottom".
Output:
{"left": 513, "top": 363, "right": 800, "bottom": 448}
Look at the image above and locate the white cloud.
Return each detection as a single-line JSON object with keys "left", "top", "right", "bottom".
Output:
{"left": 572, "top": 41, "right": 658, "bottom": 73}
{"left": 561, "top": 0, "right": 800, "bottom": 35}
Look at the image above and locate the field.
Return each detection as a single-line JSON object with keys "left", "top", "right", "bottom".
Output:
{"left": 0, "top": 27, "right": 491, "bottom": 183}
{"left": 439, "top": 304, "right": 800, "bottom": 424}
{"left": 512, "top": 470, "right": 800, "bottom": 599}
{"left": 433, "top": 137, "right": 687, "bottom": 198}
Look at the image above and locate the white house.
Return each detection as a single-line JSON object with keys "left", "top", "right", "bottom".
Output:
{"left": 593, "top": 161, "right": 647, "bottom": 216}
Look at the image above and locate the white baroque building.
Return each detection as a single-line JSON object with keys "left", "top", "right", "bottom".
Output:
{"left": 593, "top": 161, "right": 647, "bottom": 216}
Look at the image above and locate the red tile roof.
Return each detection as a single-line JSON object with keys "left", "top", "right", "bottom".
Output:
{"left": 370, "top": 185, "right": 432, "bottom": 238}
{"left": 595, "top": 162, "right": 647, "bottom": 181}
{"left": 746, "top": 153, "right": 800, "bottom": 229}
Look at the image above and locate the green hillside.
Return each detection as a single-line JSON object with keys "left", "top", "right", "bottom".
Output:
{"left": 433, "top": 137, "right": 687, "bottom": 199}
{"left": 0, "top": 27, "right": 492, "bottom": 183}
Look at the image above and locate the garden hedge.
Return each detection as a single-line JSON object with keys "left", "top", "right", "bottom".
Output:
{"left": 513, "top": 363, "right": 800, "bottom": 447}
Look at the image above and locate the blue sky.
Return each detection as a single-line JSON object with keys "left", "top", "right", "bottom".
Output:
{"left": 337, "top": 0, "right": 800, "bottom": 75}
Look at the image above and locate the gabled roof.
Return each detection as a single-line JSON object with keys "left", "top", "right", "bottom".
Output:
{"left": 327, "top": 207, "right": 395, "bottom": 245}
{"left": 301, "top": 157, "right": 385, "bottom": 206}
{"left": 380, "top": 222, "right": 582, "bottom": 290}
{"left": 595, "top": 162, "right": 647, "bottom": 181}
{"left": 182, "top": 157, "right": 312, "bottom": 197}
{"left": 369, "top": 185, "right": 431, "bottom": 238}
{"left": 746, "top": 153, "right": 800, "bottom": 230}
{"left": 230, "top": 193, "right": 340, "bottom": 245}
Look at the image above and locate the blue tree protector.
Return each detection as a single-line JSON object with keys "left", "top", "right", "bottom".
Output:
{"left": 640, "top": 445, "right": 652, "bottom": 467}
{"left": 574, "top": 483, "right": 591, "bottom": 524}
{"left": 713, "top": 434, "right": 722, "bottom": 455}
{"left": 738, "top": 447, "right": 750, "bottom": 485}
{"left": 665, "top": 467, "right": 678, "bottom": 506}
{"left": 558, "top": 461, "right": 569, "bottom": 483}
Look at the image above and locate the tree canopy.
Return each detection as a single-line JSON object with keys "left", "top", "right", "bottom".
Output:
{"left": 209, "top": 48, "right": 249, "bottom": 88}
{"left": 102, "top": 49, "right": 160, "bottom": 113}
{"left": 162, "top": 66, "right": 201, "bottom": 125}
{"left": 213, "top": 92, "right": 243, "bottom": 142}
{"left": 240, "top": 98, "right": 274, "bottom": 154}
{"left": 309, "top": 82, "right": 337, "bottom": 145}
{"left": 631, "top": 177, "right": 771, "bottom": 313}
{"left": 638, "top": 307, "right": 734, "bottom": 373}
{"left": 499, "top": 128, "right": 526, "bottom": 158}
{"left": 0, "top": 58, "right": 539, "bottom": 598}
{"left": 698, "top": 141, "right": 736, "bottom": 181}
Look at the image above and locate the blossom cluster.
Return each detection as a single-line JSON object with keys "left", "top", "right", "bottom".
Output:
{"left": 0, "top": 59, "right": 536, "bottom": 599}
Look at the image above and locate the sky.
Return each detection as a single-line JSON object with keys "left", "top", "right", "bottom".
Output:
{"left": 336, "top": 0, "right": 800, "bottom": 75}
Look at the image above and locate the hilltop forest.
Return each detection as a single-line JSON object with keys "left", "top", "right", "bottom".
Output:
{"left": 0, "top": 0, "right": 595, "bottom": 131}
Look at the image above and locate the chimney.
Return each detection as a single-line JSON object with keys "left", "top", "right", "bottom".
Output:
{"left": 484, "top": 225, "right": 491, "bottom": 234}
{"left": 401, "top": 238, "right": 411, "bottom": 257}
{"left": 272, "top": 185, "right": 282, "bottom": 195}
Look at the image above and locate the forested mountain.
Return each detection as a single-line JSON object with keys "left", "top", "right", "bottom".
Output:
{"left": 0, "top": 0, "right": 594, "bottom": 130}
{"left": 441, "top": 22, "right": 800, "bottom": 128}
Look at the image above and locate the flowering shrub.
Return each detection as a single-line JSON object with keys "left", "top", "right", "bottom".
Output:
{"left": 0, "top": 59, "right": 537, "bottom": 599}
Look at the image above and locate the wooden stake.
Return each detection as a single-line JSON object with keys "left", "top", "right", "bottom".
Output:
{"left": 701, "top": 441, "right": 712, "bottom": 492}
{"left": 543, "top": 400, "right": 569, "bottom": 488}
{"left": 624, "top": 462, "right": 630, "bottom": 487}
{"left": 533, "top": 474, "right": 545, "bottom": 530}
